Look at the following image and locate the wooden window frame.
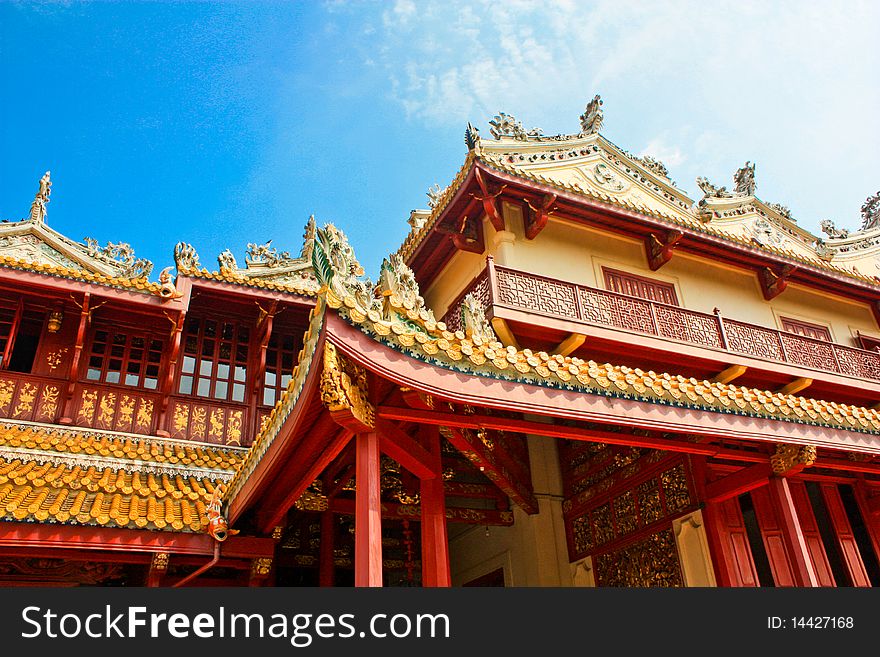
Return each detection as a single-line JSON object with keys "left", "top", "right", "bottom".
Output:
{"left": 261, "top": 328, "right": 303, "bottom": 408}
{"left": 602, "top": 267, "right": 679, "bottom": 306}
{"left": 84, "top": 325, "right": 164, "bottom": 389}
{"left": 178, "top": 315, "right": 251, "bottom": 403}
{"left": 779, "top": 316, "right": 832, "bottom": 342}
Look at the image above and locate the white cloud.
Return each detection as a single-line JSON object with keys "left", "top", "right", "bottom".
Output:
{"left": 363, "top": 0, "right": 880, "bottom": 231}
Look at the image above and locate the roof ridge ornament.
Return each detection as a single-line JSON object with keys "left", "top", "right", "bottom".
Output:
{"left": 578, "top": 95, "right": 603, "bottom": 136}
{"left": 218, "top": 248, "right": 237, "bottom": 273}
{"left": 733, "top": 160, "right": 756, "bottom": 196}
{"left": 488, "top": 112, "right": 542, "bottom": 141}
{"left": 861, "top": 191, "right": 880, "bottom": 231}
{"left": 28, "top": 171, "right": 52, "bottom": 223}
{"left": 174, "top": 242, "right": 201, "bottom": 272}
{"left": 83, "top": 237, "right": 154, "bottom": 279}
{"left": 465, "top": 122, "right": 481, "bottom": 150}
{"left": 427, "top": 183, "right": 450, "bottom": 209}
{"left": 312, "top": 223, "right": 379, "bottom": 314}
{"left": 820, "top": 219, "right": 849, "bottom": 240}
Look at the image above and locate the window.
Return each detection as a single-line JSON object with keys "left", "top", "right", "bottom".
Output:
{"left": 86, "top": 328, "right": 163, "bottom": 389}
{"left": 857, "top": 333, "right": 880, "bottom": 352}
{"left": 178, "top": 317, "right": 250, "bottom": 402}
{"left": 603, "top": 267, "right": 678, "bottom": 305}
{"left": 780, "top": 317, "right": 832, "bottom": 342}
{"left": 0, "top": 302, "right": 21, "bottom": 368}
{"left": 262, "top": 330, "right": 301, "bottom": 406}
{"left": 7, "top": 310, "right": 43, "bottom": 374}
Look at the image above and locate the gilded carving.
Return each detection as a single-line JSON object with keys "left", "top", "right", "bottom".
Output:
{"left": 226, "top": 409, "right": 243, "bottom": 446}
{"left": 118, "top": 395, "right": 134, "bottom": 429}
{"left": 595, "top": 529, "right": 683, "bottom": 587}
{"left": 572, "top": 514, "right": 593, "bottom": 554}
{"left": 191, "top": 407, "right": 207, "bottom": 439}
{"left": 13, "top": 383, "right": 37, "bottom": 418}
{"left": 208, "top": 408, "right": 225, "bottom": 440}
{"left": 37, "top": 386, "right": 59, "bottom": 420}
{"left": 660, "top": 464, "right": 691, "bottom": 512}
{"left": 461, "top": 293, "right": 496, "bottom": 343}
{"left": 151, "top": 552, "right": 169, "bottom": 572}
{"left": 78, "top": 389, "right": 98, "bottom": 424}
{"left": 294, "top": 490, "right": 329, "bottom": 512}
{"left": 488, "top": 112, "right": 541, "bottom": 140}
{"left": 636, "top": 477, "right": 663, "bottom": 525}
{"left": 320, "top": 342, "right": 375, "bottom": 428}
{"left": 593, "top": 503, "right": 614, "bottom": 545}
{"left": 312, "top": 223, "right": 379, "bottom": 314}
{"left": 614, "top": 490, "right": 637, "bottom": 535}
{"left": 96, "top": 392, "right": 116, "bottom": 429}
{"left": 0, "top": 380, "right": 14, "bottom": 415}
{"left": 251, "top": 557, "right": 273, "bottom": 577}
{"left": 136, "top": 400, "right": 153, "bottom": 432}
{"left": 173, "top": 242, "right": 201, "bottom": 271}
{"left": 172, "top": 404, "right": 189, "bottom": 437}
{"left": 83, "top": 238, "right": 153, "bottom": 279}
{"left": 770, "top": 442, "right": 817, "bottom": 476}
{"left": 45, "top": 348, "right": 68, "bottom": 372}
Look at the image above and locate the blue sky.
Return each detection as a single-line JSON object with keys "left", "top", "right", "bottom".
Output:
{"left": 1, "top": 1, "right": 878, "bottom": 278}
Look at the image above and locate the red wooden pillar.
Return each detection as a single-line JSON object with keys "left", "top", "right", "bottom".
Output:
{"left": 355, "top": 432, "right": 382, "bottom": 587}
{"left": 319, "top": 510, "right": 336, "bottom": 587}
{"left": 420, "top": 425, "right": 450, "bottom": 587}
{"left": 767, "top": 476, "right": 819, "bottom": 587}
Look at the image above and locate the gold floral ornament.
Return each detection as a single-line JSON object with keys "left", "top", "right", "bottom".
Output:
{"left": 770, "top": 442, "right": 817, "bottom": 476}
{"left": 320, "top": 342, "right": 375, "bottom": 429}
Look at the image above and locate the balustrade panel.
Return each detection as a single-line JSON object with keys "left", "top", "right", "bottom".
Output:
{"left": 578, "top": 288, "right": 655, "bottom": 334}
{"left": 780, "top": 333, "right": 838, "bottom": 373}
{"left": 72, "top": 383, "right": 159, "bottom": 434}
{"left": 168, "top": 397, "right": 248, "bottom": 446}
{"left": 0, "top": 374, "right": 63, "bottom": 423}
{"left": 835, "top": 345, "right": 880, "bottom": 380}
{"left": 723, "top": 320, "right": 785, "bottom": 361}
{"left": 496, "top": 268, "right": 579, "bottom": 320}
{"left": 654, "top": 305, "right": 724, "bottom": 348}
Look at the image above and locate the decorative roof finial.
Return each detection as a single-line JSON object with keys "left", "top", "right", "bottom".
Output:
{"left": 579, "top": 95, "right": 603, "bottom": 135}
{"left": 217, "top": 249, "right": 237, "bottom": 273}
{"left": 174, "top": 242, "right": 201, "bottom": 272}
{"left": 733, "top": 161, "right": 756, "bottom": 196}
{"left": 464, "top": 122, "right": 480, "bottom": 150}
{"left": 427, "top": 183, "right": 449, "bottom": 209}
{"left": 820, "top": 219, "right": 849, "bottom": 240}
{"left": 860, "top": 191, "right": 880, "bottom": 231}
{"left": 301, "top": 215, "right": 316, "bottom": 260}
{"left": 29, "top": 170, "right": 52, "bottom": 223}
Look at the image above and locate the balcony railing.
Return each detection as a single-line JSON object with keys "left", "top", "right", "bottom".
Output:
{"left": 441, "top": 260, "right": 880, "bottom": 382}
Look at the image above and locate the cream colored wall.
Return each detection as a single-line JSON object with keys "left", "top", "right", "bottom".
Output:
{"left": 423, "top": 209, "right": 879, "bottom": 345}
{"left": 449, "top": 434, "right": 573, "bottom": 587}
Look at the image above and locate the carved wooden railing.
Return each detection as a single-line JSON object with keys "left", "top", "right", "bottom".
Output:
{"left": 0, "top": 371, "right": 66, "bottom": 424}
{"left": 441, "top": 260, "right": 880, "bottom": 382}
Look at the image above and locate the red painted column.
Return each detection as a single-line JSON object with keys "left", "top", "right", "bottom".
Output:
{"left": 767, "top": 476, "right": 819, "bottom": 587}
{"left": 319, "top": 510, "right": 336, "bottom": 587}
{"left": 420, "top": 425, "right": 451, "bottom": 587}
{"left": 355, "top": 432, "right": 382, "bottom": 587}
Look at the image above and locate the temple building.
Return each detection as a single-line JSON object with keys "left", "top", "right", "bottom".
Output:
{"left": 1, "top": 99, "right": 879, "bottom": 587}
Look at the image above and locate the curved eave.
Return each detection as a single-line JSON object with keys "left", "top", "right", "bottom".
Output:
{"left": 325, "top": 312, "right": 880, "bottom": 455}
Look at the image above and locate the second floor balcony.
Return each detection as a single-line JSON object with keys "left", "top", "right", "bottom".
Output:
{"left": 440, "top": 259, "right": 880, "bottom": 399}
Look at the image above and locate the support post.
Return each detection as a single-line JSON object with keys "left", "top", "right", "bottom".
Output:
{"left": 355, "top": 432, "right": 383, "bottom": 587}
{"left": 767, "top": 476, "right": 819, "bottom": 587}
{"left": 420, "top": 425, "right": 450, "bottom": 587}
{"left": 319, "top": 510, "right": 336, "bottom": 587}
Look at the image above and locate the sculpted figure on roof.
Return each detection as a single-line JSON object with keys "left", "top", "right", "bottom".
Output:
{"left": 174, "top": 242, "right": 201, "bottom": 271}
{"left": 820, "top": 219, "right": 849, "bottom": 240}
{"left": 218, "top": 249, "right": 237, "bottom": 273}
{"left": 733, "top": 161, "right": 756, "bottom": 196}
{"left": 461, "top": 293, "right": 497, "bottom": 343}
{"left": 84, "top": 238, "right": 154, "bottom": 279}
{"left": 312, "top": 223, "right": 379, "bottom": 313}
{"left": 579, "top": 95, "right": 603, "bottom": 135}
{"left": 378, "top": 252, "right": 436, "bottom": 324}
{"left": 695, "top": 176, "right": 732, "bottom": 199}
{"left": 300, "top": 215, "right": 316, "bottom": 260}
{"left": 28, "top": 170, "right": 51, "bottom": 223}
{"left": 488, "top": 112, "right": 542, "bottom": 141}
{"left": 861, "top": 191, "right": 880, "bottom": 231}
{"left": 426, "top": 183, "right": 449, "bottom": 209}
{"left": 246, "top": 240, "right": 292, "bottom": 268}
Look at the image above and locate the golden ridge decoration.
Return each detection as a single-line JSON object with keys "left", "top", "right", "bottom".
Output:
{"left": 770, "top": 442, "right": 817, "bottom": 476}
{"left": 320, "top": 342, "right": 375, "bottom": 429}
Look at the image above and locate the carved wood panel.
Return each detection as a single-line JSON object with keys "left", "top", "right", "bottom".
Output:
{"left": 497, "top": 269, "right": 578, "bottom": 319}
{"left": 73, "top": 385, "right": 157, "bottom": 435}
{"left": 780, "top": 333, "right": 837, "bottom": 372}
{"left": 578, "top": 288, "right": 655, "bottom": 333}
{"left": 0, "top": 375, "right": 63, "bottom": 423}
{"left": 654, "top": 305, "right": 723, "bottom": 348}
{"left": 724, "top": 320, "right": 784, "bottom": 361}
{"left": 168, "top": 398, "right": 247, "bottom": 446}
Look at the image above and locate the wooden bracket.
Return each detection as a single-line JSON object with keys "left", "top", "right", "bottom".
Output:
{"left": 473, "top": 168, "right": 506, "bottom": 231}
{"left": 776, "top": 377, "right": 812, "bottom": 396}
{"left": 451, "top": 217, "right": 485, "bottom": 254}
{"left": 645, "top": 229, "right": 683, "bottom": 271}
{"left": 523, "top": 193, "right": 557, "bottom": 240}
{"left": 711, "top": 364, "right": 747, "bottom": 384}
{"left": 758, "top": 264, "right": 797, "bottom": 301}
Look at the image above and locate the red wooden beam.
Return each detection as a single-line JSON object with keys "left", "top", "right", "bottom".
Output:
{"left": 704, "top": 463, "right": 771, "bottom": 503}
{"left": 444, "top": 426, "right": 538, "bottom": 514}
{"left": 319, "top": 510, "right": 335, "bottom": 587}
{"left": 420, "top": 425, "right": 450, "bottom": 587}
{"left": 376, "top": 419, "right": 438, "bottom": 480}
{"left": 767, "top": 476, "right": 819, "bottom": 586}
{"left": 355, "top": 432, "right": 383, "bottom": 587}
{"left": 759, "top": 264, "right": 797, "bottom": 301}
{"left": 377, "top": 405, "right": 768, "bottom": 463}
{"left": 328, "top": 498, "right": 515, "bottom": 526}
{"left": 523, "top": 193, "right": 557, "bottom": 240}
{"left": 257, "top": 427, "right": 353, "bottom": 533}
{"left": 0, "top": 522, "right": 274, "bottom": 558}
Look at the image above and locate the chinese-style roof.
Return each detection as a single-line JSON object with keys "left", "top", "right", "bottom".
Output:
{"left": 0, "top": 421, "right": 243, "bottom": 532}
{"left": 398, "top": 102, "right": 880, "bottom": 291}
{"left": 224, "top": 223, "right": 880, "bottom": 509}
